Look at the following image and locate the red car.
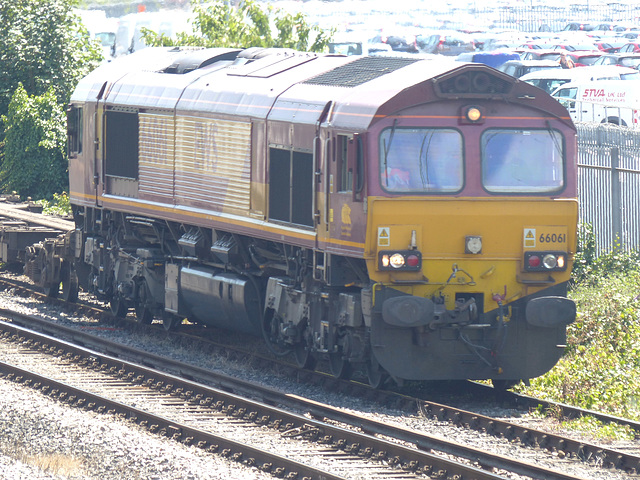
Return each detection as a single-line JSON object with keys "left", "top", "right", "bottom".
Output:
{"left": 593, "top": 41, "right": 626, "bottom": 53}
{"left": 520, "top": 49, "right": 561, "bottom": 61}
{"left": 593, "top": 53, "right": 640, "bottom": 68}
{"left": 618, "top": 42, "right": 640, "bottom": 53}
{"left": 566, "top": 51, "right": 604, "bottom": 66}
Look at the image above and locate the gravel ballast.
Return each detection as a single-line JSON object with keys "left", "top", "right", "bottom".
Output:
{"left": 0, "top": 288, "right": 637, "bottom": 479}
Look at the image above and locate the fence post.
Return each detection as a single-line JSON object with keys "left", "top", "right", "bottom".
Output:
{"left": 611, "top": 146, "right": 622, "bottom": 247}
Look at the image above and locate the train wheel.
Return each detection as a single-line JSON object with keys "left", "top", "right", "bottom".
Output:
{"left": 366, "top": 353, "right": 388, "bottom": 389}
{"left": 261, "top": 310, "right": 292, "bottom": 357}
{"left": 328, "top": 352, "right": 352, "bottom": 380}
{"left": 134, "top": 281, "right": 153, "bottom": 325}
{"left": 60, "top": 263, "right": 78, "bottom": 303}
{"left": 294, "top": 342, "right": 317, "bottom": 370}
{"left": 43, "top": 282, "right": 60, "bottom": 298}
{"left": 492, "top": 379, "right": 520, "bottom": 391}
{"left": 162, "top": 314, "right": 182, "bottom": 332}
{"left": 40, "top": 250, "right": 59, "bottom": 298}
{"left": 110, "top": 294, "right": 127, "bottom": 318}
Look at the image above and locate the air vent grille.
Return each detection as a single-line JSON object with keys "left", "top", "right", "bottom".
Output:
{"left": 304, "top": 57, "right": 419, "bottom": 88}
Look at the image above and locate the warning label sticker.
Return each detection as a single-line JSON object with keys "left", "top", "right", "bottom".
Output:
{"left": 524, "top": 228, "right": 536, "bottom": 248}
{"left": 378, "top": 227, "right": 390, "bottom": 246}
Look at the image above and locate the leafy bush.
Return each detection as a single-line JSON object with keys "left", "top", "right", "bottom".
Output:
{"left": 572, "top": 223, "right": 640, "bottom": 286}
{"left": 0, "top": 86, "right": 68, "bottom": 199}
{"left": 140, "top": 0, "right": 334, "bottom": 52}
{"left": 0, "top": 0, "right": 102, "bottom": 118}
{"left": 518, "top": 267, "right": 640, "bottom": 420}
{"left": 561, "top": 416, "right": 635, "bottom": 441}
{"left": 36, "top": 192, "right": 72, "bottom": 217}
{"left": 515, "top": 228, "right": 640, "bottom": 431}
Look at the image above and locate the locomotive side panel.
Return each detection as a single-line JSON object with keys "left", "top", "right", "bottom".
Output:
{"left": 174, "top": 114, "right": 252, "bottom": 214}
{"left": 139, "top": 112, "right": 175, "bottom": 203}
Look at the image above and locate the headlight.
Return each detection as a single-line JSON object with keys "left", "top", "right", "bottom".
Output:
{"left": 389, "top": 253, "right": 405, "bottom": 268}
{"left": 524, "top": 252, "right": 568, "bottom": 272}
{"left": 379, "top": 251, "right": 422, "bottom": 271}
{"left": 542, "top": 254, "right": 557, "bottom": 269}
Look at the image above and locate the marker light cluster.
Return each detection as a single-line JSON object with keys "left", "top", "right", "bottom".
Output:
{"left": 379, "top": 250, "right": 422, "bottom": 271}
{"left": 524, "top": 251, "right": 567, "bottom": 272}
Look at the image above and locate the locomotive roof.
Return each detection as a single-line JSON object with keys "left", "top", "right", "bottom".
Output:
{"left": 72, "top": 47, "right": 570, "bottom": 131}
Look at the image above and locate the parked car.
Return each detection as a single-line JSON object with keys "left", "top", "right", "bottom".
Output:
{"left": 593, "top": 41, "right": 626, "bottom": 53}
{"left": 520, "top": 65, "right": 639, "bottom": 94}
{"left": 455, "top": 51, "right": 520, "bottom": 68}
{"left": 613, "top": 24, "right": 640, "bottom": 33}
{"left": 550, "top": 43, "right": 599, "bottom": 52}
{"left": 521, "top": 49, "right": 602, "bottom": 66}
{"left": 369, "top": 32, "right": 419, "bottom": 53}
{"left": 617, "top": 42, "right": 640, "bottom": 53}
{"left": 417, "top": 31, "right": 476, "bottom": 56}
{"left": 566, "top": 51, "right": 604, "bottom": 66}
{"left": 520, "top": 50, "right": 561, "bottom": 61}
{"left": 498, "top": 59, "right": 562, "bottom": 78}
{"left": 516, "top": 42, "right": 551, "bottom": 50}
{"left": 562, "top": 21, "right": 597, "bottom": 32}
{"left": 593, "top": 53, "right": 640, "bottom": 68}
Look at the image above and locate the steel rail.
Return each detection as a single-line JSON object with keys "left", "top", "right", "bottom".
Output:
{"left": 0, "top": 319, "right": 508, "bottom": 480}
{"left": 0, "top": 315, "right": 608, "bottom": 480}
{"left": 0, "top": 360, "right": 346, "bottom": 480}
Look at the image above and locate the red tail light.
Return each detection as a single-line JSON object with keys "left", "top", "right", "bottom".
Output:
{"left": 379, "top": 251, "right": 422, "bottom": 271}
{"left": 524, "top": 252, "right": 568, "bottom": 272}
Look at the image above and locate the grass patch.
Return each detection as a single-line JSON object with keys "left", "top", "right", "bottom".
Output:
{"left": 4, "top": 442, "right": 84, "bottom": 476}
{"left": 23, "top": 453, "right": 84, "bottom": 475}
{"left": 561, "top": 416, "right": 636, "bottom": 442}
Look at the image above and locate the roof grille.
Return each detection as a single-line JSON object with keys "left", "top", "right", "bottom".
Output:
{"left": 304, "top": 57, "right": 419, "bottom": 88}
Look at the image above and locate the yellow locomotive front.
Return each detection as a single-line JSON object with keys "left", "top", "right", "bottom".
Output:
{"left": 360, "top": 69, "right": 578, "bottom": 386}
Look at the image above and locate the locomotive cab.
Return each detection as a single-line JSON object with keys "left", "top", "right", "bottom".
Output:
{"left": 358, "top": 67, "right": 577, "bottom": 385}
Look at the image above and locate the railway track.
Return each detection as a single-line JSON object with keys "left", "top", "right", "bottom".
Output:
{"left": 0, "top": 297, "right": 637, "bottom": 479}
{"left": 0, "top": 316, "right": 517, "bottom": 480}
{"left": 0, "top": 205, "right": 637, "bottom": 478}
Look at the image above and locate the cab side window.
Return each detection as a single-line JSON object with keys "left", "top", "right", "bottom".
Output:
{"left": 67, "top": 106, "right": 83, "bottom": 157}
{"left": 337, "top": 135, "right": 352, "bottom": 193}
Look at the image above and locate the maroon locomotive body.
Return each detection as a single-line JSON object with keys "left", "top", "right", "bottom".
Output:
{"left": 26, "top": 47, "right": 578, "bottom": 388}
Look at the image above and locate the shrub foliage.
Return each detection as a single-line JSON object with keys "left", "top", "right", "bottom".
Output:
{"left": 517, "top": 224, "right": 640, "bottom": 421}
{"left": 140, "top": 0, "right": 333, "bottom": 52}
{"left": 0, "top": 0, "right": 101, "bottom": 200}
{"left": 0, "top": 86, "right": 68, "bottom": 199}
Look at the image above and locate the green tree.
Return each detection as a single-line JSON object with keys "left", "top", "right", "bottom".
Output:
{"left": 141, "top": 0, "right": 333, "bottom": 52}
{"left": 0, "top": 85, "right": 68, "bottom": 199}
{"left": 0, "top": 0, "right": 102, "bottom": 117}
{"left": 0, "top": 0, "right": 101, "bottom": 198}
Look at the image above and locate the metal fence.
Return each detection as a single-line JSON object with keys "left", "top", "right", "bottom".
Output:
{"left": 488, "top": 4, "right": 640, "bottom": 32}
{"left": 577, "top": 122, "right": 640, "bottom": 254}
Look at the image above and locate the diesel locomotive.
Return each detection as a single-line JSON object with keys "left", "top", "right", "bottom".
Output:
{"left": 25, "top": 47, "right": 578, "bottom": 388}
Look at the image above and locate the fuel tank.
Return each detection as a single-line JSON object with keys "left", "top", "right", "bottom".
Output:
{"left": 178, "top": 266, "right": 262, "bottom": 335}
